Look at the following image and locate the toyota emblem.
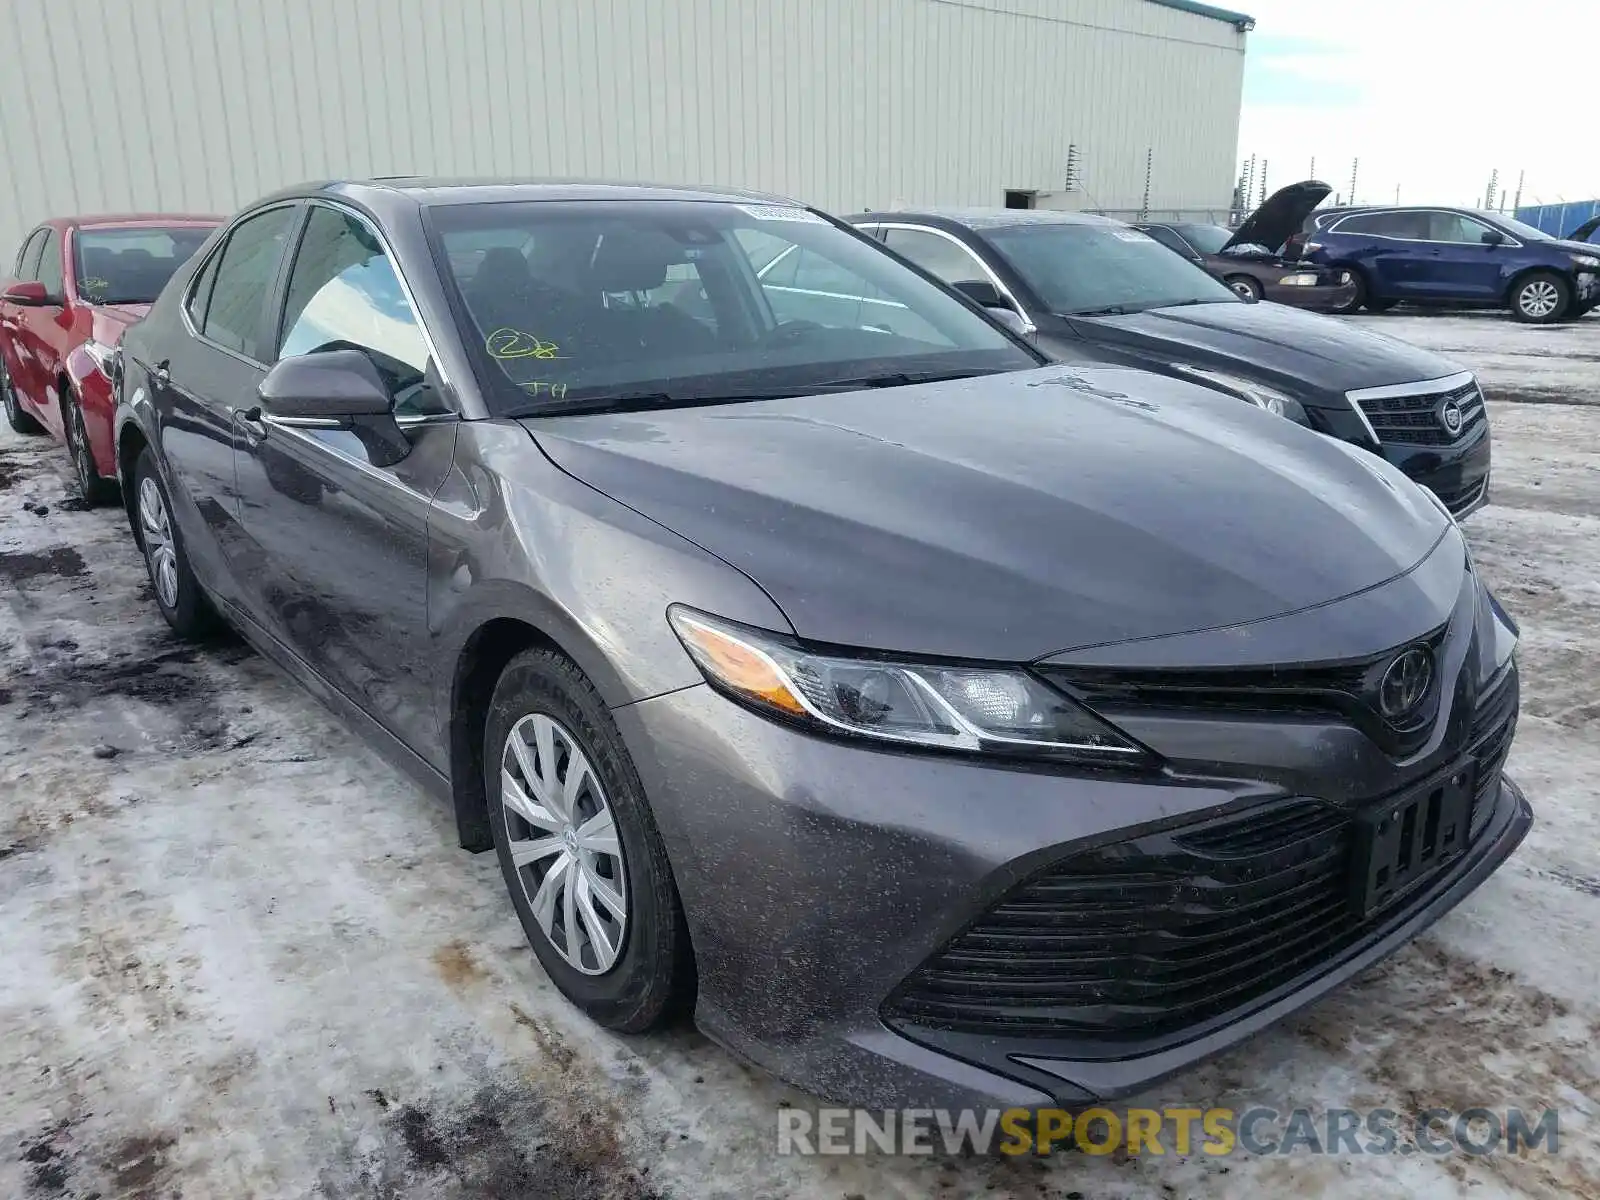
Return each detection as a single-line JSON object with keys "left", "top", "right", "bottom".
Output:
{"left": 1379, "top": 646, "right": 1434, "bottom": 721}
{"left": 1440, "top": 398, "right": 1464, "bottom": 436}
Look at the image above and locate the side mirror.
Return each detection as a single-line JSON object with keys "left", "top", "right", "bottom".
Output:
{"left": 950, "top": 278, "right": 1008, "bottom": 309}
{"left": 1481, "top": 229, "right": 1506, "bottom": 246}
{"left": 2, "top": 281, "right": 52, "bottom": 306}
{"left": 257, "top": 349, "right": 393, "bottom": 422}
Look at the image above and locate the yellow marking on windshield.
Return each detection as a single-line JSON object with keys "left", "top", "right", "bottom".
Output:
{"left": 487, "top": 328, "right": 565, "bottom": 361}
{"left": 521, "top": 380, "right": 570, "bottom": 401}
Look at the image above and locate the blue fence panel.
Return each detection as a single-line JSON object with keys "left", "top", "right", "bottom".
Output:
{"left": 1514, "top": 200, "right": 1600, "bottom": 238}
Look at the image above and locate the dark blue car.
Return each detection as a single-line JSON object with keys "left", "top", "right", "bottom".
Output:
{"left": 1302, "top": 206, "right": 1600, "bottom": 323}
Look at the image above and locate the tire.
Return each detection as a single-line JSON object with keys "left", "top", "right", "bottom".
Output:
{"left": 1225, "top": 275, "right": 1263, "bottom": 302}
{"left": 2, "top": 358, "right": 44, "bottom": 434}
{"left": 486, "top": 648, "right": 691, "bottom": 1033}
{"left": 1510, "top": 272, "right": 1571, "bottom": 324}
{"left": 63, "top": 388, "right": 117, "bottom": 505}
{"left": 131, "top": 447, "right": 215, "bottom": 638}
{"left": 1330, "top": 269, "right": 1367, "bottom": 315}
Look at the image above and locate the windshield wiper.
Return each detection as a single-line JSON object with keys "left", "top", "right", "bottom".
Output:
{"left": 508, "top": 389, "right": 812, "bottom": 418}
{"left": 810, "top": 368, "right": 999, "bottom": 390}
{"left": 1068, "top": 304, "right": 1136, "bottom": 316}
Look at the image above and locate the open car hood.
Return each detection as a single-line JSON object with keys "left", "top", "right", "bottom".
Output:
{"left": 1566, "top": 215, "right": 1600, "bottom": 243}
{"left": 1224, "top": 180, "right": 1333, "bottom": 253}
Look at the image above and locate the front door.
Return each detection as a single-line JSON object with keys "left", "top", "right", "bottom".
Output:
{"left": 153, "top": 204, "right": 300, "bottom": 603}
{"left": 1416, "top": 212, "right": 1507, "bottom": 300}
{"left": 231, "top": 202, "right": 457, "bottom": 766}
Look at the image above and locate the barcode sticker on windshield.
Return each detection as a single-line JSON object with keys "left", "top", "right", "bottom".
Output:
{"left": 1112, "top": 228, "right": 1153, "bottom": 241}
{"left": 736, "top": 204, "right": 824, "bottom": 223}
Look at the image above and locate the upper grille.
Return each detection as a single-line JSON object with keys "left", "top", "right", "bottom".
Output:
{"left": 1357, "top": 379, "right": 1484, "bottom": 447}
{"left": 1041, "top": 624, "right": 1449, "bottom": 757}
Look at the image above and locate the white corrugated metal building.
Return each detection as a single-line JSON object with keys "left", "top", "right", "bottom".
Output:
{"left": 0, "top": 0, "right": 1250, "bottom": 257}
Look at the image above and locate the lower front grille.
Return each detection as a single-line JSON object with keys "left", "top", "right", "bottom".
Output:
{"left": 1359, "top": 379, "right": 1485, "bottom": 447}
{"left": 884, "top": 798, "right": 1361, "bottom": 1040}
{"left": 1432, "top": 477, "right": 1488, "bottom": 516}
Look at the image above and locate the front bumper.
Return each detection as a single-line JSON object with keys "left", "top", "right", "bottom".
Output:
{"left": 614, "top": 642, "right": 1528, "bottom": 1108}
{"left": 1265, "top": 279, "right": 1358, "bottom": 311}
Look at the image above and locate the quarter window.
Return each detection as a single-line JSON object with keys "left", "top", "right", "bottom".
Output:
{"left": 35, "top": 230, "right": 63, "bottom": 298}
{"left": 200, "top": 207, "right": 296, "bottom": 360}
{"left": 278, "top": 206, "right": 441, "bottom": 416}
{"left": 882, "top": 228, "right": 992, "bottom": 288}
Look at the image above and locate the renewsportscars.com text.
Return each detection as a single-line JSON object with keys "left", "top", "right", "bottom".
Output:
{"left": 776, "top": 1106, "right": 1561, "bottom": 1158}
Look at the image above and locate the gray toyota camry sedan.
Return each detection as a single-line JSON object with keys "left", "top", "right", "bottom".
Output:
{"left": 114, "top": 179, "right": 1530, "bottom": 1110}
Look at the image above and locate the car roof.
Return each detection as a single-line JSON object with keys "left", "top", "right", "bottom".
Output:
{"left": 847, "top": 207, "right": 1126, "bottom": 230}
{"left": 30, "top": 213, "right": 223, "bottom": 233}
{"left": 249, "top": 178, "right": 803, "bottom": 211}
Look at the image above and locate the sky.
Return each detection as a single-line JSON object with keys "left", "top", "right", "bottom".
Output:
{"left": 1237, "top": 0, "right": 1600, "bottom": 212}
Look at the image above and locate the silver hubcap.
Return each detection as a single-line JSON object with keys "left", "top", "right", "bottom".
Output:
{"left": 501, "top": 713, "right": 628, "bottom": 975}
{"left": 1521, "top": 280, "right": 1560, "bottom": 317}
{"left": 138, "top": 476, "right": 180, "bottom": 608}
{"left": 1230, "top": 280, "right": 1255, "bottom": 299}
{"left": 70, "top": 406, "right": 92, "bottom": 486}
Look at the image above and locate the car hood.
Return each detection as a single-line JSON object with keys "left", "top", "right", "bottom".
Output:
{"left": 90, "top": 303, "right": 150, "bottom": 345}
{"left": 1069, "top": 299, "right": 1461, "bottom": 395}
{"left": 1546, "top": 237, "right": 1600, "bottom": 258}
{"left": 1223, "top": 180, "right": 1332, "bottom": 253}
{"left": 1566, "top": 216, "right": 1600, "bottom": 243}
{"left": 523, "top": 367, "right": 1450, "bottom": 662}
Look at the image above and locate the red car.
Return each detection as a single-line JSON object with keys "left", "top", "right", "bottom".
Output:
{"left": 2, "top": 214, "right": 220, "bottom": 502}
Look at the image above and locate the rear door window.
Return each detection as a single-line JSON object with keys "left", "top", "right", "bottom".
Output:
{"left": 1334, "top": 211, "right": 1429, "bottom": 239}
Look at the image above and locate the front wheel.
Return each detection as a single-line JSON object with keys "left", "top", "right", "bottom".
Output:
{"left": 64, "top": 392, "right": 117, "bottom": 505}
{"left": 1225, "top": 275, "right": 1263, "bottom": 302}
{"left": 486, "top": 648, "right": 692, "bottom": 1033}
{"left": 1510, "top": 272, "right": 1571, "bottom": 323}
{"left": 132, "top": 448, "right": 215, "bottom": 638}
{"left": 2, "top": 359, "right": 44, "bottom": 434}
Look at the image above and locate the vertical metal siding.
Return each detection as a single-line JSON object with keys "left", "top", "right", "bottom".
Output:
{"left": 0, "top": 0, "right": 1243, "bottom": 255}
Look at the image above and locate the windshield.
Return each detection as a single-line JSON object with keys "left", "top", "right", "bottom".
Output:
{"left": 979, "top": 222, "right": 1238, "bottom": 316}
{"left": 1491, "top": 215, "right": 1552, "bottom": 242}
{"left": 426, "top": 200, "right": 1040, "bottom": 414}
{"left": 1174, "top": 224, "right": 1233, "bottom": 255}
{"left": 73, "top": 226, "right": 217, "bottom": 304}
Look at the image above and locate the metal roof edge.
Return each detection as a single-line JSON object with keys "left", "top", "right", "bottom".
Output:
{"left": 1146, "top": 0, "right": 1255, "bottom": 32}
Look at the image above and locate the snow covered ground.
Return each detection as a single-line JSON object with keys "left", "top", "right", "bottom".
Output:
{"left": 2, "top": 312, "right": 1597, "bottom": 1199}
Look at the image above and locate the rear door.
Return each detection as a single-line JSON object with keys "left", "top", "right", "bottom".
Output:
{"left": 231, "top": 201, "right": 458, "bottom": 764}
{"left": 153, "top": 202, "right": 300, "bottom": 601}
{"left": 1327, "top": 211, "right": 1431, "bottom": 297}
{"left": 1, "top": 230, "right": 46, "bottom": 408}
{"left": 1416, "top": 212, "right": 1506, "bottom": 300}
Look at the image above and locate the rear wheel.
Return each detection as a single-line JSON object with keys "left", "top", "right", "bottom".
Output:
{"left": 2, "top": 359, "right": 43, "bottom": 434}
{"left": 132, "top": 448, "right": 215, "bottom": 638}
{"left": 485, "top": 648, "right": 691, "bottom": 1033}
{"left": 1510, "top": 272, "right": 1570, "bottom": 323}
{"left": 63, "top": 389, "right": 117, "bottom": 505}
{"left": 1330, "top": 269, "right": 1367, "bottom": 315}
{"left": 1225, "top": 275, "right": 1263, "bottom": 302}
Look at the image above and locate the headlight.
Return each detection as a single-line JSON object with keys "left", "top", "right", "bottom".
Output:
{"left": 1278, "top": 273, "right": 1320, "bottom": 286}
{"left": 1168, "top": 364, "right": 1310, "bottom": 424}
{"left": 83, "top": 338, "right": 118, "bottom": 377}
{"left": 1569, "top": 254, "right": 1600, "bottom": 269}
{"left": 667, "top": 607, "right": 1146, "bottom": 762}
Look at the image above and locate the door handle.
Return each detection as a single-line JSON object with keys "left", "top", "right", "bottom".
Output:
{"left": 151, "top": 360, "right": 170, "bottom": 386}
{"left": 232, "top": 405, "right": 268, "bottom": 443}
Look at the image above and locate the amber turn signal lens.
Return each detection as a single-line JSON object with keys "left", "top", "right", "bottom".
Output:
{"left": 670, "top": 612, "right": 808, "bottom": 717}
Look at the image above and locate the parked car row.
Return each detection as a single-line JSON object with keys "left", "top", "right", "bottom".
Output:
{"left": 1293, "top": 200, "right": 1600, "bottom": 323}
{"left": 0, "top": 178, "right": 1528, "bottom": 1114}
